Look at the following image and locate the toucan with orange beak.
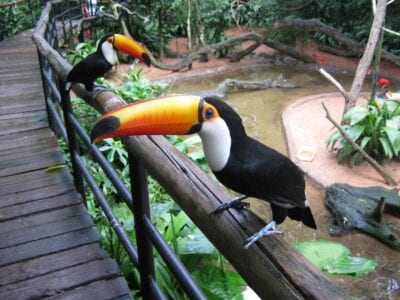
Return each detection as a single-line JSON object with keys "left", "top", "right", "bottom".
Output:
{"left": 90, "top": 95, "right": 317, "bottom": 248}
{"left": 66, "top": 33, "right": 151, "bottom": 91}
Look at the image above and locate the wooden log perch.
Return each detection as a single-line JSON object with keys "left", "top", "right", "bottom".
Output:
{"left": 321, "top": 102, "right": 397, "bottom": 186}
{"left": 325, "top": 183, "right": 400, "bottom": 250}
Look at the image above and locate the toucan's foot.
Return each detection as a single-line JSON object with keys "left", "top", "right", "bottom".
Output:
{"left": 244, "top": 221, "right": 283, "bottom": 249}
{"left": 209, "top": 195, "right": 249, "bottom": 217}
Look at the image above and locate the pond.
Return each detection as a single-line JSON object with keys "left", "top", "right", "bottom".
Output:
{"left": 167, "top": 64, "right": 400, "bottom": 300}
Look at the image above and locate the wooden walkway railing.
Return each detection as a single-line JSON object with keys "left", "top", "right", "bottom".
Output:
{"left": 0, "top": 31, "right": 133, "bottom": 299}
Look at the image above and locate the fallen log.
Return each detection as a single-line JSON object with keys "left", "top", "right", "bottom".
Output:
{"left": 325, "top": 183, "right": 400, "bottom": 250}
{"left": 198, "top": 74, "right": 296, "bottom": 98}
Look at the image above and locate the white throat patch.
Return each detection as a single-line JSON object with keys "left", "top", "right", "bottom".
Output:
{"left": 199, "top": 118, "right": 231, "bottom": 172}
{"left": 101, "top": 42, "right": 118, "bottom": 65}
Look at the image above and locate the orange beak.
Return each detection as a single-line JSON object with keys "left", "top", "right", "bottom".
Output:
{"left": 91, "top": 95, "right": 204, "bottom": 143}
{"left": 113, "top": 34, "right": 151, "bottom": 67}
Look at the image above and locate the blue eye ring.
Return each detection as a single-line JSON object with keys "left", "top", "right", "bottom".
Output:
{"left": 204, "top": 108, "right": 214, "bottom": 120}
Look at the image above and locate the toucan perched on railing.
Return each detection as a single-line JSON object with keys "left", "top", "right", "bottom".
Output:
{"left": 90, "top": 95, "right": 317, "bottom": 248}
{"left": 66, "top": 33, "right": 151, "bottom": 92}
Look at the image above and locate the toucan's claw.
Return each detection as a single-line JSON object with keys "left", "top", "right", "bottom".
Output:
{"left": 209, "top": 196, "right": 250, "bottom": 217}
{"left": 244, "top": 221, "right": 283, "bottom": 249}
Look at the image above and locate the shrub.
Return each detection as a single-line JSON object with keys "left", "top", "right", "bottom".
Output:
{"left": 327, "top": 98, "right": 400, "bottom": 165}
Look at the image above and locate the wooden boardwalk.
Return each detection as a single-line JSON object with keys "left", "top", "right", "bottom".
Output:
{"left": 0, "top": 31, "right": 133, "bottom": 299}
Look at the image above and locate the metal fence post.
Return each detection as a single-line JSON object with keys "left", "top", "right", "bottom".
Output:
{"left": 37, "top": 52, "right": 55, "bottom": 132}
{"left": 129, "top": 153, "right": 155, "bottom": 299}
{"left": 58, "top": 78, "right": 86, "bottom": 201}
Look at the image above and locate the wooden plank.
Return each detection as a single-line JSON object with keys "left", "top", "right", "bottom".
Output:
{"left": 0, "top": 111, "right": 46, "bottom": 126}
{"left": 0, "top": 190, "right": 81, "bottom": 221}
{"left": 0, "top": 119, "right": 48, "bottom": 136}
{"left": 0, "top": 141, "right": 58, "bottom": 159}
{"left": 0, "top": 244, "right": 107, "bottom": 287}
{"left": 0, "top": 204, "right": 85, "bottom": 234}
{"left": 0, "top": 168, "right": 73, "bottom": 195}
{"left": 0, "top": 128, "right": 52, "bottom": 146}
{"left": 0, "top": 83, "right": 42, "bottom": 93}
{"left": 0, "top": 258, "right": 121, "bottom": 299}
{"left": 0, "top": 214, "right": 94, "bottom": 249}
{"left": 0, "top": 227, "right": 100, "bottom": 267}
{"left": 0, "top": 166, "right": 71, "bottom": 185}
{"left": 0, "top": 149, "right": 65, "bottom": 177}
{"left": 0, "top": 93, "right": 43, "bottom": 105}
{"left": 0, "top": 110, "right": 45, "bottom": 121}
{"left": 0, "top": 181, "right": 75, "bottom": 208}
{"left": 47, "top": 278, "right": 133, "bottom": 300}
{"left": 0, "top": 102, "right": 44, "bottom": 114}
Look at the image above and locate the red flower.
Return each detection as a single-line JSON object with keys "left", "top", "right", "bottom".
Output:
{"left": 311, "top": 51, "right": 318, "bottom": 58}
{"left": 377, "top": 77, "right": 390, "bottom": 88}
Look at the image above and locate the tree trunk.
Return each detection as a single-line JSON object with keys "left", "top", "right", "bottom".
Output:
{"left": 346, "top": 0, "right": 387, "bottom": 113}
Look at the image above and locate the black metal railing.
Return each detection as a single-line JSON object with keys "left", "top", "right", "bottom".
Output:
{"left": 35, "top": 1, "right": 206, "bottom": 299}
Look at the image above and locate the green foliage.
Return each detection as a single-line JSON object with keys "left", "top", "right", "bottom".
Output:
{"left": 327, "top": 98, "right": 400, "bottom": 165}
{"left": 0, "top": 0, "right": 41, "bottom": 40}
{"left": 101, "top": 67, "right": 166, "bottom": 103}
{"left": 64, "top": 42, "right": 97, "bottom": 65}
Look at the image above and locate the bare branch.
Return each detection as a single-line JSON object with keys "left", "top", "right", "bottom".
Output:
{"left": 319, "top": 68, "right": 347, "bottom": 96}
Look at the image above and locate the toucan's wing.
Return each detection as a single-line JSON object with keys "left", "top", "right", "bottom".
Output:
{"left": 240, "top": 140, "right": 306, "bottom": 208}
{"left": 67, "top": 53, "right": 112, "bottom": 83}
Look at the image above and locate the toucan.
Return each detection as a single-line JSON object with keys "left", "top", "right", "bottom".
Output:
{"left": 66, "top": 33, "right": 151, "bottom": 92}
{"left": 90, "top": 95, "right": 317, "bottom": 248}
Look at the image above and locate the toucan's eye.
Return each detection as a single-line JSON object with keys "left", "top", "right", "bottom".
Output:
{"left": 204, "top": 108, "right": 214, "bottom": 120}
{"left": 107, "top": 37, "right": 113, "bottom": 43}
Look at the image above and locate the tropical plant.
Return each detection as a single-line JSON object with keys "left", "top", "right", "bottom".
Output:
{"left": 101, "top": 67, "right": 166, "bottom": 102}
{"left": 327, "top": 98, "right": 400, "bottom": 165}
{"left": 64, "top": 42, "right": 97, "bottom": 65}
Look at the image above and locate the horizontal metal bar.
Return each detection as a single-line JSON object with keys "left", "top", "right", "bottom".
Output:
{"left": 67, "top": 112, "right": 133, "bottom": 206}
{"left": 73, "top": 151, "right": 139, "bottom": 268}
{"left": 143, "top": 216, "right": 206, "bottom": 300}
{"left": 46, "top": 96, "right": 67, "bottom": 140}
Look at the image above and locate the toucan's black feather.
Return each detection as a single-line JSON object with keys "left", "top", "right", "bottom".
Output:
{"left": 66, "top": 52, "right": 112, "bottom": 91}
{"left": 205, "top": 97, "right": 316, "bottom": 229}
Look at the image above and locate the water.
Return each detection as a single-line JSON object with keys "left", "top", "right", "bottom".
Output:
{"left": 169, "top": 64, "right": 400, "bottom": 299}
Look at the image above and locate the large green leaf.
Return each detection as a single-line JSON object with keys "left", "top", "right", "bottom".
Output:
{"left": 343, "top": 105, "right": 369, "bottom": 125}
{"left": 294, "top": 240, "right": 377, "bottom": 277}
{"left": 382, "top": 100, "right": 400, "bottom": 118}
{"left": 383, "top": 127, "right": 400, "bottom": 156}
{"left": 294, "top": 240, "right": 349, "bottom": 270}
{"left": 379, "top": 136, "right": 394, "bottom": 159}
{"left": 345, "top": 124, "right": 365, "bottom": 142}
{"left": 177, "top": 228, "right": 215, "bottom": 255}
{"left": 326, "top": 256, "right": 377, "bottom": 277}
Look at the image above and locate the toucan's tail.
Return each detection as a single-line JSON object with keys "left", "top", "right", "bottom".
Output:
{"left": 288, "top": 206, "right": 317, "bottom": 229}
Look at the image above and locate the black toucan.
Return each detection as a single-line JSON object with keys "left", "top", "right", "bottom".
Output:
{"left": 90, "top": 95, "right": 317, "bottom": 248}
{"left": 66, "top": 33, "right": 151, "bottom": 92}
